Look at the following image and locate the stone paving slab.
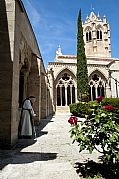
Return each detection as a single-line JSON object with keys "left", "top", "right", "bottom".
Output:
{"left": 0, "top": 114, "right": 101, "bottom": 179}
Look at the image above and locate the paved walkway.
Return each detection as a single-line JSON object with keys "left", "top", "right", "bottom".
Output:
{"left": 0, "top": 114, "right": 100, "bottom": 179}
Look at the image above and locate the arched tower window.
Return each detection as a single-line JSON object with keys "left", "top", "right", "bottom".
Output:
{"left": 89, "top": 31, "right": 92, "bottom": 41}
{"left": 86, "top": 31, "right": 92, "bottom": 42}
{"left": 86, "top": 32, "right": 88, "bottom": 41}
{"left": 97, "top": 30, "right": 102, "bottom": 40}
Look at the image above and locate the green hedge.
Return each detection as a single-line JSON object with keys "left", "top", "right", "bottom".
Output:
{"left": 69, "top": 103, "right": 78, "bottom": 116}
{"left": 69, "top": 102, "right": 92, "bottom": 117}
{"left": 69, "top": 98, "right": 119, "bottom": 117}
{"left": 102, "top": 98, "right": 119, "bottom": 108}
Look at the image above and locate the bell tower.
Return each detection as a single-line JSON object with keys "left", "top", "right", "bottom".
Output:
{"left": 83, "top": 11, "right": 111, "bottom": 58}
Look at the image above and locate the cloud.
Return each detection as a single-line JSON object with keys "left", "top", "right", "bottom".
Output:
{"left": 23, "top": 0, "right": 41, "bottom": 27}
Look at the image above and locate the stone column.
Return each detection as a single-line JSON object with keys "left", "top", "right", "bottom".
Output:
{"left": 65, "top": 86, "right": 67, "bottom": 106}
{"left": 56, "top": 87, "right": 57, "bottom": 106}
{"left": 90, "top": 86, "right": 93, "bottom": 101}
{"left": 105, "top": 83, "right": 111, "bottom": 98}
{"left": 46, "top": 82, "right": 48, "bottom": 117}
{"left": 75, "top": 87, "right": 78, "bottom": 103}
{"left": 60, "top": 86, "right": 62, "bottom": 106}
{"left": 70, "top": 86, "right": 72, "bottom": 104}
{"left": 95, "top": 84, "right": 98, "bottom": 98}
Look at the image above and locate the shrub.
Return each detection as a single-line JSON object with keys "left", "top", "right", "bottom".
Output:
{"left": 70, "top": 102, "right": 92, "bottom": 117}
{"left": 69, "top": 103, "right": 78, "bottom": 116}
{"left": 102, "top": 98, "right": 119, "bottom": 108}
{"left": 69, "top": 97, "right": 119, "bottom": 169}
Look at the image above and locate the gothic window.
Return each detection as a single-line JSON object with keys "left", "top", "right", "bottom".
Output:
{"left": 86, "top": 32, "right": 88, "bottom": 41}
{"left": 86, "top": 31, "right": 92, "bottom": 42}
{"left": 56, "top": 73, "right": 76, "bottom": 106}
{"left": 92, "top": 74, "right": 99, "bottom": 81}
{"left": 62, "top": 73, "right": 69, "bottom": 80}
{"left": 97, "top": 30, "right": 102, "bottom": 40}
{"left": 89, "top": 73, "right": 105, "bottom": 101}
{"left": 89, "top": 31, "right": 92, "bottom": 41}
{"left": 100, "top": 31, "right": 102, "bottom": 40}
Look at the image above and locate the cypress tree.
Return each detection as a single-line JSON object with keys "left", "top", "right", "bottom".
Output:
{"left": 77, "top": 9, "right": 89, "bottom": 101}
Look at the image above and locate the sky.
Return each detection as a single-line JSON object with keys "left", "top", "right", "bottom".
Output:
{"left": 22, "top": 0, "right": 119, "bottom": 67}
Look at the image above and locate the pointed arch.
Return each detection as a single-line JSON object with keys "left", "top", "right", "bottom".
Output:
{"left": 54, "top": 68, "right": 76, "bottom": 106}
{"left": 89, "top": 69, "right": 108, "bottom": 82}
{"left": 89, "top": 69, "right": 107, "bottom": 100}
{"left": 96, "top": 24, "right": 103, "bottom": 30}
{"left": 84, "top": 26, "right": 92, "bottom": 32}
{"left": 55, "top": 67, "right": 76, "bottom": 84}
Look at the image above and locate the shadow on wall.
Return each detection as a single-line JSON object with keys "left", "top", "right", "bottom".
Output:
{"left": 0, "top": 0, "right": 13, "bottom": 148}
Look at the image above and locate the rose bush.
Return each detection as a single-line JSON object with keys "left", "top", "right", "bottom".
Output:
{"left": 69, "top": 96, "right": 119, "bottom": 169}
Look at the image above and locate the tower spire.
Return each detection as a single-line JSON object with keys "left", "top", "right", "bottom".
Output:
{"left": 91, "top": 4, "right": 94, "bottom": 12}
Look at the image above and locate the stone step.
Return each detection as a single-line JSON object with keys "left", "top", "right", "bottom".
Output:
{"left": 56, "top": 106, "right": 70, "bottom": 114}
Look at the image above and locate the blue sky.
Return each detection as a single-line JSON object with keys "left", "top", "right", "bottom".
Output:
{"left": 22, "top": 0, "right": 119, "bottom": 67}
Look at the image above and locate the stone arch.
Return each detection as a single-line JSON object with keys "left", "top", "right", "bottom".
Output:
{"left": 19, "top": 57, "right": 30, "bottom": 107}
{"left": 89, "top": 69, "right": 107, "bottom": 82}
{"left": 84, "top": 26, "right": 92, "bottom": 42}
{"left": 55, "top": 67, "right": 76, "bottom": 83}
{"left": 96, "top": 24, "right": 103, "bottom": 30}
{"left": 88, "top": 69, "right": 107, "bottom": 100}
{"left": 84, "top": 26, "right": 92, "bottom": 32}
{"left": 54, "top": 68, "right": 77, "bottom": 106}
{"left": 96, "top": 25, "right": 103, "bottom": 40}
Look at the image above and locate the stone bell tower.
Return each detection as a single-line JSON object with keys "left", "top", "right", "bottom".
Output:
{"left": 83, "top": 11, "right": 111, "bottom": 58}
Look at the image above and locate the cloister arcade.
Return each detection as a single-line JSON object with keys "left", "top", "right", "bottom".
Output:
{"left": 89, "top": 70, "right": 107, "bottom": 101}
{"left": 54, "top": 69, "right": 108, "bottom": 106}
{"left": 54, "top": 69, "right": 77, "bottom": 106}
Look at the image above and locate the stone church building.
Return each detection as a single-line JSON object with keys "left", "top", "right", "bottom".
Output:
{"left": 47, "top": 11, "right": 119, "bottom": 110}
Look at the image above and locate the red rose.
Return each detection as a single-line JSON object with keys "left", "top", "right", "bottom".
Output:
{"left": 104, "top": 105, "right": 114, "bottom": 111}
{"left": 96, "top": 96, "right": 103, "bottom": 102}
{"left": 68, "top": 116, "right": 78, "bottom": 125}
{"left": 73, "top": 116, "right": 78, "bottom": 125}
{"left": 68, "top": 117, "right": 74, "bottom": 124}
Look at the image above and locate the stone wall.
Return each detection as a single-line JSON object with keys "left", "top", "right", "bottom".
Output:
{"left": 0, "top": 0, "right": 52, "bottom": 148}
{"left": 0, "top": 0, "right": 14, "bottom": 148}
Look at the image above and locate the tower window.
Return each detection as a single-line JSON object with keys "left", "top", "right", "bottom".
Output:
{"left": 89, "top": 31, "right": 92, "bottom": 40}
{"left": 97, "top": 30, "right": 102, "bottom": 40}
{"left": 86, "top": 32, "right": 88, "bottom": 41}
{"left": 86, "top": 31, "right": 92, "bottom": 42}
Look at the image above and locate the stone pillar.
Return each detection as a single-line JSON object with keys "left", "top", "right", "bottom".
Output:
{"left": 95, "top": 85, "right": 98, "bottom": 98}
{"left": 28, "top": 55, "right": 40, "bottom": 124}
{"left": 40, "top": 72, "right": 47, "bottom": 119}
{"left": 65, "top": 86, "right": 67, "bottom": 106}
{"left": 105, "top": 83, "right": 111, "bottom": 98}
{"left": 56, "top": 87, "right": 57, "bottom": 106}
{"left": 47, "top": 68, "right": 55, "bottom": 113}
{"left": 90, "top": 86, "right": 93, "bottom": 101}
{"left": 60, "top": 87, "right": 62, "bottom": 106}
{"left": 0, "top": 0, "right": 14, "bottom": 148}
{"left": 71, "top": 86, "right": 72, "bottom": 104}
{"left": 75, "top": 87, "right": 78, "bottom": 103}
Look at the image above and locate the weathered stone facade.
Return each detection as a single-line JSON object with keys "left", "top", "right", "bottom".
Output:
{"left": 47, "top": 12, "right": 119, "bottom": 109}
{"left": 83, "top": 11, "right": 111, "bottom": 58}
{"left": 0, "top": 0, "right": 53, "bottom": 149}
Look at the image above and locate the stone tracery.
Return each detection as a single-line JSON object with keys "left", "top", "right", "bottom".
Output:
{"left": 56, "top": 73, "right": 76, "bottom": 106}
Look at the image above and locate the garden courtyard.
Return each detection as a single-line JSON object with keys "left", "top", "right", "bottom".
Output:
{"left": 1, "top": 112, "right": 112, "bottom": 179}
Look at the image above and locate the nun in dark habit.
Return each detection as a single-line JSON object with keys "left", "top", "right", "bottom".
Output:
{"left": 18, "top": 96, "right": 36, "bottom": 139}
